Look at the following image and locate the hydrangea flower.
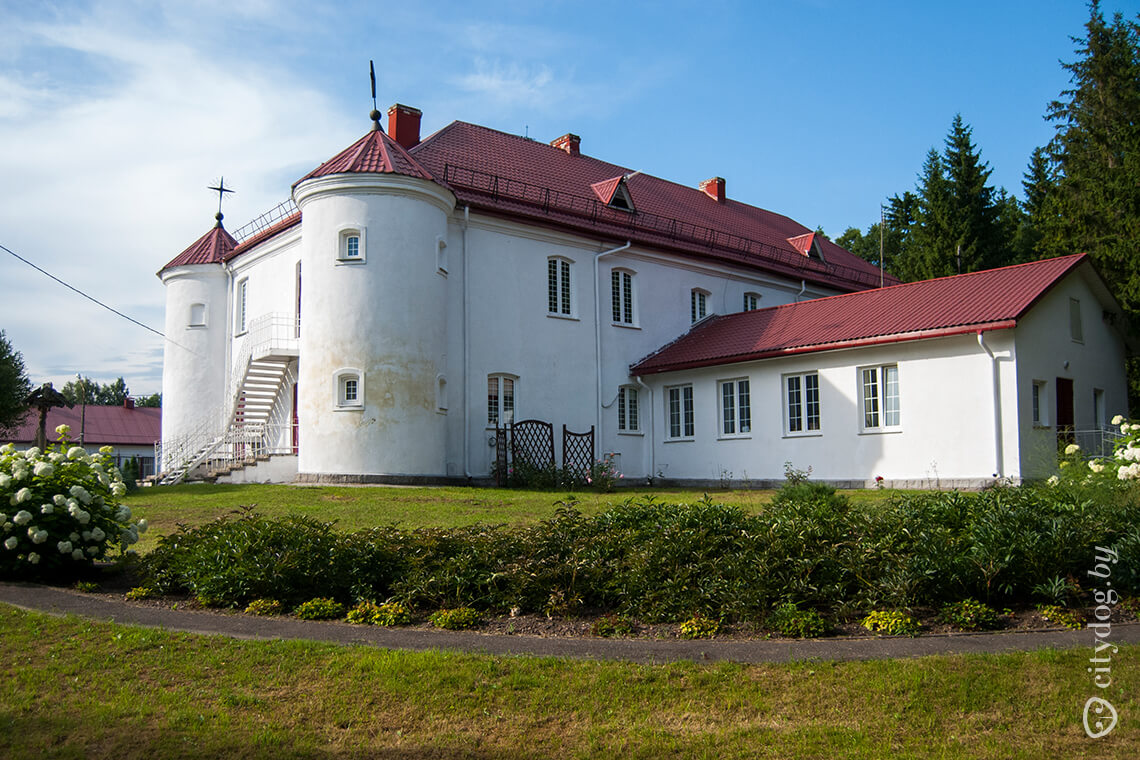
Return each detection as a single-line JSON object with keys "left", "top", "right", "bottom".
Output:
{"left": 53, "top": 494, "right": 67, "bottom": 506}
{"left": 71, "top": 548, "right": 84, "bottom": 560}
{"left": 10, "top": 488, "right": 32, "bottom": 505}
{"left": 24, "top": 447, "right": 41, "bottom": 459}
{"left": 4, "top": 536, "right": 17, "bottom": 550}
{"left": 55, "top": 424, "right": 71, "bottom": 439}
{"left": 13, "top": 510, "right": 32, "bottom": 526}
{"left": 1112, "top": 414, "right": 1125, "bottom": 426}
{"left": 27, "top": 552, "right": 39, "bottom": 564}
{"left": 0, "top": 473, "right": 10, "bottom": 488}
{"left": 33, "top": 461, "right": 54, "bottom": 478}
{"left": 1064, "top": 443, "right": 1081, "bottom": 456}
{"left": 69, "top": 485, "right": 92, "bottom": 504}
{"left": 40, "top": 503, "right": 53, "bottom": 515}
{"left": 67, "top": 447, "right": 86, "bottom": 460}
{"left": 91, "top": 527, "right": 106, "bottom": 542}
{"left": 57, "top": 540, "right": 72, "bottom": 554}
{"left": 98, "top": 445, "right": 113, "bottom": 455}
{"left": 31, "top": 530, "right": 47, "bottom": 544}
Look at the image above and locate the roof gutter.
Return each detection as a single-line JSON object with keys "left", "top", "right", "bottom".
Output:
{"left": 594, "top": 241, "right": 632, "bottom": 445}
{"left": 632, "top": 320, "right": 1019, "bottom": 376}
{"left": 977, "top": 330, "right": 1004, "bottom": 480}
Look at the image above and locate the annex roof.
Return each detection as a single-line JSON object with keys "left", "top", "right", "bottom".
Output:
{"left": 410, "top": 121, "right": 890, "bottom": 292}
{"left": 632, "top": 254, "right": 1090, "bottom": 375}
{"left": 4, "top": 405, "right": 161, "bottom": 447}
{"left": 160, "top": 221, "right": 237, "bottom": 271}
{"left": 295, "top": 127, "right": 434, "bottom": 185}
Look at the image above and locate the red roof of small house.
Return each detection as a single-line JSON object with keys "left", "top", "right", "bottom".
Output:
{"left": 4, "top": 404, "right": 161, "bottom": 447}
{"left": 631, "top": 254, "right": 1090, "bottom": 375}
{"left": 410, "top": 121, "right": 892, "bottom": 292}
{"left": 295, "top": 127, "right": 434, "bottom": 185}
{"left": 160, "top": 221, "right": 237, "bottom": 271}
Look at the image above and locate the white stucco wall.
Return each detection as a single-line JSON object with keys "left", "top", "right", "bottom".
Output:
{"left": 1012, "top": 266, "right": 1129, "bottom": 479}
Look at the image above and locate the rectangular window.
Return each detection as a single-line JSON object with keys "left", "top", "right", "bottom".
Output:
{"left": 548, "top": 258, "right": 572, "bottom": 316}
{"left": 488, "top": 376, "right": 515, "bottom": 426}
{"left": 667, "top": 385, "right": 694, "bottom": 439}
{"left": 611, "top": 270, "right": 634, "bottom": 324}
{"left": 785, "top": 372, "right": 820, "bottom": 433}
{"left": 1032, "top": 382, "right": 1043, "bottom": 425}
{"left": 720, "top": 379, "right": 751, "bottom": 436}
{"left": 861, "top": 365, "right": 900, "bottom": 431}
{"left": 743, "top": 293, "right": 759, "bottom": 311}
{"left": 1070, "top": 298, "right": 1083, "bottom": 342}
{"left": 691, "top": 290, "right": 708, "bottom": 323}
{"left": 343, "top": 379, "right": 357, "bottom": 402}
{"left": 346, "top": 235, "right": 360, "bottom": 258}
{"left": 236, "top": 278, "right": 248, "bottom": 334}
{"left": 618, "top": 387, "right": 640, "bottom": 432}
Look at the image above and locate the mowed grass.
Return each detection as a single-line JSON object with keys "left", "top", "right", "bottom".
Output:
{"left": 0, "top": 605, "right": 1134, "bottom": 759}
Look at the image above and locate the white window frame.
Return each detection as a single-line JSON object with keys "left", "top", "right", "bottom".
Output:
{"left": 617, "top": 385, "right": 641, "bottom": 434}
{"left": 691, "top": 289, "right": 709, "bottom": 324}
{"left": 546, "top": 256, "right": 576, "bottom": 318}
{"left": 1069, "top": 297, "right": 1083, "bottom": 343}
{"left": 188, "top": 302, "right": 206, "bottom": 328}
{"left": 611, "top": 268, "right": 638, "bottom": 327}
{"left": 235, "top": 278, "right": 248, "bottom": 335}
{"left": 487, "top": 373, "right": 517, "bottom": 428}
{"left": 859, "top": 364, "right": 900, "bottom": 432}
{"left": 334, "top": 368, "right": 364, "bottom": 410}
{"left": 784, "top": 371, "right": 821, "bottom": 436}
{"left": 743, "top": 292, "right": 761, "bottom": 312}
{"left": 338, "top": 227, "right": 366, "bottom": 264}
{"left": 1032, "top": 380, "right": 1047, "bottom": 426}
{"left": 718, "top": 378, "right": 752, "bottom": 438}
{"left": 665, "top": 384, "right": 695, "bottom": 441}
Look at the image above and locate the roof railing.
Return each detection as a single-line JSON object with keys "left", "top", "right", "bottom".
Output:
{"left": 441, "top": 163, "right": 886, "bottom": 290}
{"left": 232, "top": 199, "right": 300, "bottom": 243}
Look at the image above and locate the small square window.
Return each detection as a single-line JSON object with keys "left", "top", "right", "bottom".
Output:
{"left": 335, "top": 369, "right": 364, "bottom": 409}
{"left": 338, "top": 228, "right": 366, "bottom": 263}
{"left": 743, "top": 292, "right": 760, "bottom": 311}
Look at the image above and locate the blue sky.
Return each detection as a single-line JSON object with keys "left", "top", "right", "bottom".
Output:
{"left": 1, "top": 0, "right": 1135, "bottom": 397}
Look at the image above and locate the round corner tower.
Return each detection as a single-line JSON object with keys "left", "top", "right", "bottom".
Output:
{"left": 291, "top": 123, "right": 456, "bottom": 479}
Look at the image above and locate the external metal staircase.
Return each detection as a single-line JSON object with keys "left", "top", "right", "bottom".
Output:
{"left": 156, "top": 314, "right": 299, "bottom": 485}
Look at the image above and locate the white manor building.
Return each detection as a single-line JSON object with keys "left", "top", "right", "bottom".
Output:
{"left": 158, "top": 105, "right": 1130, "bottom": 488}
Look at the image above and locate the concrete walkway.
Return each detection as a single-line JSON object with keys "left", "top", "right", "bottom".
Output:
{"left": 3, "top": 581, "right": 1138, "bottom": 665}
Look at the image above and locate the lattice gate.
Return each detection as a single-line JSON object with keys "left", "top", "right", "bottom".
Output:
{"left": 510, "top": 419, "right": 556, "bottom": 470}
{"left": 562, "top": 425, "right": 595, "bottom": 484}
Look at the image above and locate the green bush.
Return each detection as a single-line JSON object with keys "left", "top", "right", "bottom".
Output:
{"left": 245, "top": 598, "right": 283, "bottom": 616}
{"left": 590, "top": 614, "right": 635, "bottom": 637}
{"left": 861, "top": 610, "right": 921, "bottom": 636}
{"left": 124, "top": 586, "right": 154, "bottom": 601}
{"left": 1037, "top": 604, "right": 1084, "bottom": 630}
{"left": 678, "top": 614, "right": 720, "bottom": 639}
{"left": 294, "top": 597, "right": 345, "bottom": 620}
{"left": 939, "top": 599, "right": 1001, "bottom": 631}
{"left": 430, "top": 607, "right": 480, "bottom": 630}
{"left": 767, "top": 603, "right": 828, "bottom": 638}
{"left": 346, "top": 600, "right": 412, "bottom": 626}
{"left": 1, "top": 430, "right": 144, "bottom": 579}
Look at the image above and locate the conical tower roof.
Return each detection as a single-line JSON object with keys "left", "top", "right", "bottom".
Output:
{"left": 159, "top": 216, "right": 237, "bottom": 272}
{"left": 295, "top": 127, "right": 434, "bottom": 186}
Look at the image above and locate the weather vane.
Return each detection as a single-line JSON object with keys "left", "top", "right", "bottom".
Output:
{"left": 208, "top": 177, "right": 235, "bottom": 226}
{"left": 369, "top": 60, "right": 381, "bottom": 131}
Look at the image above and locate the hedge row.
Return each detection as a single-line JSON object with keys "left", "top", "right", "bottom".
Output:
{"left": 143, "top": 482, "right": 1140, "bottom": 621}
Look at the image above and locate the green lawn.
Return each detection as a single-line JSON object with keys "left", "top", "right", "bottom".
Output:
{"left": 0, "top": 605, "right": 1133, "bottom": 759}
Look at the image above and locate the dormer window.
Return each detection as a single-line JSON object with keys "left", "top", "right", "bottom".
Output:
{"left": 787, "top": 232, "right": 825, "bottom": 262}
{"left": 591, "top": 176, "right": 636, "bottom": 213}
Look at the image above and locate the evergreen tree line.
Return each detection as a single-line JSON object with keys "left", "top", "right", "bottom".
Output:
{"left": 60, "top": 375, "right": 160, "bottom": 408}
{"left": 836, "top": 3, "right": 1138, "bottom": 296}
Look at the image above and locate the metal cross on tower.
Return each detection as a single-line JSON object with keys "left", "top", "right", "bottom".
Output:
{"left": 208, "top": 177, "right": 235, "bottom": 226}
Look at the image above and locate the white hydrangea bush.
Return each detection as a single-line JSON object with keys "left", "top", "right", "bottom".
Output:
{"left": 1, "top": 425, "right": 146, "bottom": 577}
{"left": 1053, "top": 415, "right": 1140, "bottom": 485}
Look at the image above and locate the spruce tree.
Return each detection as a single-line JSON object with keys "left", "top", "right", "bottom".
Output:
{"left": 0, "top": 330, "right": 31, "bottom": 433}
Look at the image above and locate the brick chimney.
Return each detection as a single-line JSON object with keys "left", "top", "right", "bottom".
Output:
{"left": 550, "top": 133, "right": 581, "bottom": 156}
{"left": 387, "top": 104, "right": 422, "bottom": 149}
{"left": 700, "top": 177, "right": 725, "bottom": 203}
{"left": 123, "top": 397, "right": 135, "bottom": 410}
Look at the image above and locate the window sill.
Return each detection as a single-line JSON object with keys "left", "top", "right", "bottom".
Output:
{"left": 664, "top": 437, "right": 695, "bottom": 443}
{"left": 859, "top": 428, "right": 902, "bottom": 435}
{"left": 187, "top": 324, "right": 206, "bottom": 330}
{"left": 547, "top": 313, "right": 579, "bottom": 321}
{"left": 611, "top": 321, "right": 641, "bottom": 330}
{"left": 334, "top": 405, "right": 365, "bottom": 412}
{"left": 783, "top": 431, "right": 823, "bottom": 439}
{"left": 336, "top": 258, "right": 366, "bottom": 266}
{"left": 617, "top": 430, "right": 644, "bottom": 437}
{"left": 717, "top": 434, "right": 752, "bottom": 441}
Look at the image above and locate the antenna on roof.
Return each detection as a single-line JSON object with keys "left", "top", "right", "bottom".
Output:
{"left": 208, "top": 177, "right": 235, "bottom": 227}
{"left": 369, "top": 60, "right": 382, "bottom": 131}
{"left": 879, "top": 204, "right": 884, "bottom": 288}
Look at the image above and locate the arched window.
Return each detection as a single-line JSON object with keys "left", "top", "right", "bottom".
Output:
{"left": 338, "top": 228, "right": 366, "bottom": 263}
{"left": 334, "top": 368, "right": 364, "bottom": 409}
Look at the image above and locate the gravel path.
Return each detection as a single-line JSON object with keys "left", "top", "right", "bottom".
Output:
{"left": 4, "top": 581, "right": 1138, "bottom": 665}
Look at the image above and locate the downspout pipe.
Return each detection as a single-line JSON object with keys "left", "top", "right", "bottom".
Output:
{"left": 634, "top": 375, "right": 654, "bottom": 483}
{"left": 594, "top": 241, "right": 632, "bottom": 448}
{"left": 795, "top": 279, "right": 806, "bottom": 302}
{"left": 977, "top": 331, "right": 1004, "bottom": 479}
{"left": 462, "top": 205, "right": 472, "bottom": 479}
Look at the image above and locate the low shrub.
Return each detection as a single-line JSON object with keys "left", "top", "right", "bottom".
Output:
{"left": 346, "top": 601, "right": 382, "bottom": 625}
{"left": 245, "top": 598, "right": 283, "bottom": 616}
{"left": 590, "top": 614, "right": 635, "bottom": 637}
{"left": 124, "top": 586, "right": 155, "bottom": 601}
{"left": 679, "top": 614, "right": 720, "bottom": 639}
{"left": 940, "top": 599, "right": 1001, "bottom": 631}
{"left": 430, "top": 607, "right": 481, "bottom": 630}
{"left": 767, "top": 603, "right": 828, "bottom": 638}
{"left": 74, "top": 580, "right": 99, "bottom": 593}
{"left": 1037, "top": 604, "right": 1084, "bottom": 630}
{"left": 294, "top": 598, "right": 345, "bottom": 621}
{"left": 346, "top": 601, "right": 412, "bottom": 626}
{"left": 861, "top": 610, "right": 921, "bottom": 636}
{"left": 1, "top": 429, "right": 144, "bottom": 579}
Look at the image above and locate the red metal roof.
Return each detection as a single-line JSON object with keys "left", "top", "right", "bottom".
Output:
{"left": 787, "top": 232, "right": 815, "bottom": 256}
{"left": 631, "top": 254, "right": 1089, "bottom": 375}
{"left": 295, "top": 127, "right": 434, "bottom": 185}
{"left": 4, "top": 405, "right": 161, "bottom": 447}
{"left": 590, "top": 176, "right": 624, "bottom": 204}
{"left": 160, "top": 222, "right": 237, "bottom": 271}
{"left": 226, "top": 212, "right": 302, "bottom": 261}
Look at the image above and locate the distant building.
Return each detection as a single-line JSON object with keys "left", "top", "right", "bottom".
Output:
{"left": 5, "top": 400, "right": 160, "bottom": 478}
{"left": 156, "top": 104, "right": 1128, "bottom": 488}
